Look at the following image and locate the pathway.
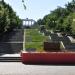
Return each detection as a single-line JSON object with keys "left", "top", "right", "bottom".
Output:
{"left": 0, "top": 62, "right": 75, "bottom": 75}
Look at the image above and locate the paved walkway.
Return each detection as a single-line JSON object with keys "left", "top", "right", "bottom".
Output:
{"left": 0, "top": 62, "right": 75, "bottom": 75}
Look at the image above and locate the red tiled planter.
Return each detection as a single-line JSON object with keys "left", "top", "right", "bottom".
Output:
{"left": 21, "top": 51, "right": 75, "bottom": 64}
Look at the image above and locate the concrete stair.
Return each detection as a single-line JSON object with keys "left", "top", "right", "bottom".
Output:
{"left": 0, "top": 57, "right": 21, "bottom": 62}
{"left": 0, "top": 42, "right": 23, "bottom": 53}
{"left": 0, "top": 29, "right": 24, "bottom": 54}
{"left": 0, "top": 29, "right": 24, "bottom": 42}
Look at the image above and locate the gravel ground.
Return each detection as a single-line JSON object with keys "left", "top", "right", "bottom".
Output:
{"left": 0, "top": 62, "right": 75, "bottom": 75}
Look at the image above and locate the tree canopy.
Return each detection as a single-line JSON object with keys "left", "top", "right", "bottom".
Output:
{"left": 37, "top": 0, "right": 75, "bottom": 35}
{"left": 0, "top": 0, "right": 22, "bottom": 34}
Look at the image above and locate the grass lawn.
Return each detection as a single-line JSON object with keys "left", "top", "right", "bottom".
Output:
{"left": 25, "top": 29, "right": 49, "bottom": 52}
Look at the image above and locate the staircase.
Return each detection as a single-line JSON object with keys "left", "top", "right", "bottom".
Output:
{"left": 0, "top": 57, "right": 21, "bottom": 62}
{"left": 0, "top": 42, "right": 23, "bottom": 53}
{"left": 0, "top": 29, "right": 24, "bottom": 54}
{"left": 0, "top": 29, "right": 24, "bottom": 42}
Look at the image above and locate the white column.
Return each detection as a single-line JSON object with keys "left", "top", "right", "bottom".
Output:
{"left": 31, "top": 21, "right": 32, "bottom": 25}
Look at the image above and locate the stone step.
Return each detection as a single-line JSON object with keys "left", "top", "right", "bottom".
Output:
{"left": 0, "top": 57, "right": 21, "bottom": 62}
{"left": 0, "top": 42, "right": 23, "bottom": 54}
{"left": 0, "top": 29, "right": 24, "bottom": 54}
{"left": 0, "top": 29, "right": 24, "bottom": 42}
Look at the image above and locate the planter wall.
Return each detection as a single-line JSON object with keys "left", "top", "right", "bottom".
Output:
{"left": 21, "top": 52, "right": 75, "bottom": 64}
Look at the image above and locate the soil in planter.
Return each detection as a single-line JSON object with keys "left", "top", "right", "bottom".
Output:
{"left": 44, "top": 42, "right": 61, "bottom": 52}
{"left": 26, "top": 48, "right": 36, "bottom": 52}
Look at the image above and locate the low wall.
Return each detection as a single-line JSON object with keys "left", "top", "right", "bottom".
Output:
{"left": 21, "top": 52, "right": 75, "bottom": 64}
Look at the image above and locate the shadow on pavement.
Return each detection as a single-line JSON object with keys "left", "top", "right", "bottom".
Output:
{"left": 22, "top": 62, "right": 75, "bottom": 66}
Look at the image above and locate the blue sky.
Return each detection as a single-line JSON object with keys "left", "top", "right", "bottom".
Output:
{"left": 4, "top": 0, "right": 72, "bottom": 21}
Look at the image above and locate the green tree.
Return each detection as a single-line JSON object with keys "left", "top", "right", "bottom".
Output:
{"left": 0, "top": 1, "right": 22, "bottom": 34}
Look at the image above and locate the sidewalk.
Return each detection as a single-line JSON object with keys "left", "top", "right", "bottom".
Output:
{"left": 0, "top": 62, "right": 75, "bottom": 75}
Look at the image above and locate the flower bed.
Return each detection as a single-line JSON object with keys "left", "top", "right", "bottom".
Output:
{"left": 23, "top": 29, "right": 75, "bottom": 64}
